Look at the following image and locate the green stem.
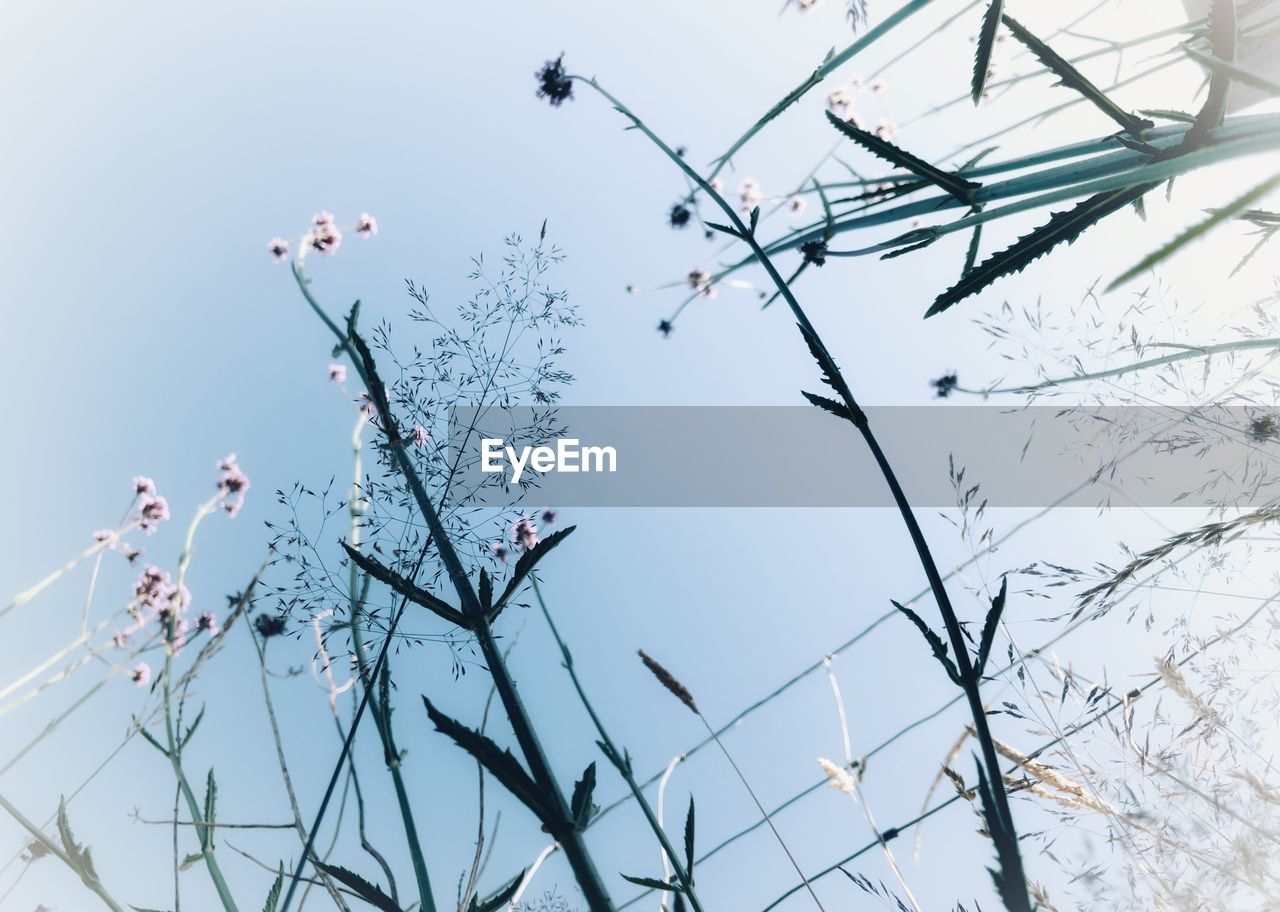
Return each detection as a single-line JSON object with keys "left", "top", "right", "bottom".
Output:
{"left": 292, "top": 266, "right": 615, "bottom": 912}
{"left": 530, "top": 578, "right": 705, "bottom": 912}
{"left": 573, "top": 74, "right": 1032, "bottom": 911}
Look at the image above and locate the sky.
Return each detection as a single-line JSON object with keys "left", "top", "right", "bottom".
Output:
{"left": 1, "top": 2, "right": 1278, "bottom": 912}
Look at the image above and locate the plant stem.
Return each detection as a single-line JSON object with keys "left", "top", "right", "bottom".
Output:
{"left": 291, "top": 266, "right": 615, "bottom": 912}
{"left": 573, "top": 75, "right": 1032, "bottom": 911}
{"left": 530, "top": 577, "right": 705, "bottom": 912}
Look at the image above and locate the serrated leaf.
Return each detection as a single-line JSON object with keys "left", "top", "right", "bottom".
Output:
{"left": 891, "top": 600, "right": 962, "bottom": 686}
{"left": 201, "top": 768, "right": 217, "bottom": 851}
{"left": 263, "top": 866, "right": 284, "bottom": 912}
{"left": 423, "top": 697, "right": 554, "bottom": 828}
{"left": 1002, "top": 14, "right": 1151, "bottom": 136}
{"left": 684, "top": 797, "right": 696, "bottom": 884}
{"left": 57, "top": 799, "right": 98, "bottom": 883}
{"left": 976, "top": 577, "right": 1008, "bottom": 677}
{"left": 826, "top": 111, "right": 979, "bottom": 205}
{"left": 801, "top": 390, "right": 854, "bottom": 423}
{"left": 972, "top": 0, "right": 1005, "bottom": 104}
{"left": 962, "top": 220, "right": 983, "bottom": 276}
{"left": 620, "top": 874, "right": 681, "bottom": 892}
{"left": 570, "top": 762, "right": 598, "bottom": 830}
{"left": 180, "top": 852, "right": 205, "bottom": 872}
{"left": 490, "top": 526, "right": 577, "bottom": 621}
{"left": 469, "top": 871, "right": 524, "bottom": 912}
{"left": 703, "top": 221, "right": 744, "bottom": 240}
{"left": 1109, "top": 172, "right": 1280, "bottom": 290}
{"left": 342, "top": 544, "right": 470, "bottom": 629}
{"left": 139, "top": 727, "right": 170, "bottom": 757}
{"left": 179, "top": 707, "right": 205, "bottom": 751}
{"left": 928, "top": 182, "right": 1156, "bottom": 316}
{"left": 314, "top": 863, "right": 402, "bottom": 912}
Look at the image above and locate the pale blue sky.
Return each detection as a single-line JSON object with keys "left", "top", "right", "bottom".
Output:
{"left": 1, "top": 2, "right": 1277, "bottom": 911}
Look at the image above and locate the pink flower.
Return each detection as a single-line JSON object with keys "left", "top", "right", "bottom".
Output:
{"left": 131, "top": 663, "right": 151, "bottom": 687}
{"left": 197, "top": 612, "right": 219, "bottom": 637}
{"left": 216, "top": 454, "right": 250, "bottom": 519}
{"left": 92, "top": 529, "right": 117, "bottom": 549}
{"left": 328, "top": 363, "right": 347, "bottom": 383}
{"left": 112, "top": 631, "right": 131, "bottom": 648}
{"left": 512, "top": 517, "right": 538, "bottom": 550}
{"left": 122, "top": 544, "right": 142, "bottom": 562}
{"left": 687, "top": 268, "right": 717, "bottom": 299}
{"left": 309, "top": 223, "right": 342, "bottom": 256}
{"left": 137, "top": 495, "right": 170, "bottom": 533}
{"left": 489, "top": 541, "right": 510, "bottom": 564}
{"left": 313, "top": 211, "right": 336, "bottom": 227}
{"left": 133, "top": 476, "right": 157, "bottom": 497}
{"left": 134, "top": 565, "right": 173, "bottom": 609}
{"left": 267, "top": 237, "right": 290, "bottom": 262}
{"left": 738, "top": 178, "right": 762, "bottom": 213}
{"left": 412, "top": 424, "right": 429, "bottom": 447}
{"left": 355, "top": 213, "right": 378, "bottom": 237}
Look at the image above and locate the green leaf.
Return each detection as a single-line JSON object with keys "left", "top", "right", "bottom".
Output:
{"left": 891, "top": 600, "right": 962, "bottom": 686}
{"left": 826, "top": 111, "right": 980, "bottom": 205}
{"left": 976, "top": 577, "right": 1008, "bottom": 677}
{"left": 683, "top": 797, "right": 696, "bottom": 884}
{"left": 796, "top": 322, "right": 859, "bottom": 424}
{"left": 1140, "top": 108, "right": 1196, "bottom": 124}
{"left": 423, "top": 697, "right": 554, "bottom": 828}
{"left": 342, "top": 544, "right": 471, "bottom": 629}
{"left": 703, "top": 221, "right": 744, "bottom": 240}
{"left": 962, "top": 220, "right": 983, "bottom": 276}
{"left": 620, "top": 874, "right": 681, "bottom": 892}
{"left": 1109, "top": 172, "right": 1280, "bottom": 290}
{"left": 478, "top": 568, "right": 493, "bottom": 616}
{"left": 928, "top": 182, "right": 1156, "bottom": 316}
{"left": 57, "top": 799, "right": 98, "bottom": 883}
{"left": 801, "top": 390, "right": 854, "bottom": 423}
{"left": 469, "top": 871, "right": 524, "bottom": 912}
{"left": 490, "top": 526, "right": 578, "bottom": 621}
{"left": 179, "top": 852, "right": 205, "bottom": 872}
{"left": 1001, "top": 15, "right": 1151, "bottom": 136}
{"left": 262, "top": 866, "right": 284, "bottom": 912}
{"left": 139, "top": 727, "right": 170, "bottom": 757}
{"left": 179, "top": 706, "right": 205, "bottom": 751}
{"left": 314, "top": 863, "right": 403, "bottom": 912}
{"left": 201, "top": 768, "right": 217, "bottom": 851}
{"left": 972, "top": 0, "right": 1005, "bottom": 105}
{"left": 570, "top": 761, "right": 598, "bottom": 830}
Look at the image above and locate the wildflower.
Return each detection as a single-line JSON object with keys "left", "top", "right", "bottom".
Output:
{"left": 657, "top": 319, "right": 673, "bottom": 337}
{"left": 669, "top": 203, "right": 692, "bottom": 229}
{"left": 196, "top": 612, "right": 219, "bottom": 636}
{"left": 137, "top": 495, "right": 170, "bottom": 533}
{"left": 869, "top": 79, "right": 888, "bottom": 93}
{"left": 122, "top": 544, "right": 142, "bottom": 562}
{"left": 540, "top": 507, "right": 558, "bottom": 525}
{"left": 111, "top": 630, "right": 131, "bottom": 648}
{"left": 93, "top": 529, "right": 116, "bottom": 548}
{"left": 355, "top": 213, "right": 378, "bottom": 237}
{"left": 687, "top": 268, "right": 716, "bottom": 298}
{"left": 930, "top": 373, "right": 959, "bottom": 398}
{"left": 738, "top": 178, "right": 762, "bottom": 213}
{"left": 217, "top": 453, "right": 250, "bottom": 519}
{"left": 309, "top": 222, "right": 342, "bottom": 256}
{"left": 134, "top": 565, "right": 171, "bottom": 607}
{"left": 825, "top": 85, "right": 861, "bottom": 124}
{"left": 133, "top": 476, "right": 157, "bottom": 497}
{"left": 789, "top": 197, "right": 808, "bottom": 215}
{"left": 328, "top": 363, "right": 347, "bottom": 383}
{"left": 535, "top": 54, "right": 573, "bottom": 106}
{"left": 818, "top": 757, "right": 856, "bottom": 794}
{"left": 489, "top": 541, "right": 510, "bottom": 564}
{"left": 709, "top": 178, "right": 725, "bottom": 193}
{"left": 131, "top": 662, "right": 151, "bottom": 687}
{"left": 267, "top": 237, "right": 290, "bottom": 262}
{"left": 512, "top": 517, "right": 538, "bottom": 549}
{"left": 873, "top": 119, "right": 896, "bottom": 140}
{"left": 638, "top": 649, "right": 699, "bottom": 715}
{"left": 313, "top": 211, "right": 336, "bottom": 227}
{"left": 800, "top": 240, "right": 828, "bottom": 266}
{"left": 412, "top": 424, "right": 429, "bottom": 447}
{"left": 254, "top": 614, "right": 287, "bottom": 639}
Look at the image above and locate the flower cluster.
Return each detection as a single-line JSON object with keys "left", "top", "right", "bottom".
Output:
{"left": 490, "top": 508, "right": 558, "bottom": 563}
{"left": 535, "top": 54, "right": 574, "bottom": 106}
{"left": 687, "top": 268, "right": 716, "bottom": 298}
{"left": 133, "top": 476, "right": 170, "bottom": 534}
{"left": 267, "top": 211, "right": 378, "bottom": 264}
{"left": 216, "top": 453, "right": 250, "bottom": 518}
{"left": 825, "top": 76, "right": 892, "bottom": 134}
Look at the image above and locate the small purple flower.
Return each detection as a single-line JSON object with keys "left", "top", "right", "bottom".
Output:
{"left": 133, "top": 476, "right": 157, "bottom": 497}
{"left": 122, "top": 544, "right": 142, "bottom": 562}
{"left": 217, "top": 453, "right": 250, "bottom": 519}
{"left": 687, "top": 268, "right": 716, "bottom": 299}
{"left": 489, "top": 541, "right": 510, "bottom": 564}
{"left": 328, "top": 363, "right": 347, "bottom": 383}
{"left": 313, "top": 211, "right": 336, "bottom": 227}
{"left": 197, "top": 612, "right": 219, "bottom": 636}
{"left": 738, "top": 178, "right": 762, "bottom": 213}
{"left": 412, "top": 424, "right": 429, "bottom": 448}
{"left": 512, "top": 517, "right": 538, "bottom": 550}
{"left": 267, "top": 237, "right": 290, "bottom": 262}
{"left": 355, "top": 213, "right": 378, "bottom": 237}
{"left": 131, "top": 662, "right": 151, "bottom": 687}
{"left": 309, "top": 223, "right": 342, "bottom": 256}
{"left": 92, "top": 529, "right": 117, "bottom": 549}
{"left": 535, "top": 54, "right": 574, "bottom": 106}
{"left": 540, "top": 507, "right": 558, "bottom": 526}
{"left": 137, "top": 495, "right": 170, "bottom": 533}
{"left": 112, "top": 630, "right": 131, "bottom": 649}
